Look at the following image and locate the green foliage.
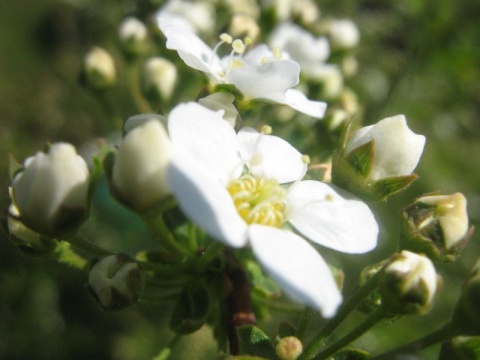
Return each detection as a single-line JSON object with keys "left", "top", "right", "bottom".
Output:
{"left": 237, "top": 325, "right": 278, "bottom": 359}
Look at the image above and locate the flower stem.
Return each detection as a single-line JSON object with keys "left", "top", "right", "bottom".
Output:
{"left": 143, "top": 215, "right": 190, "bottom": 258}
{"left": 295, "top": 307, "right": 317, "bottom": 341}
{"left": 372, "top": 323, "right": 459, "bottom": 360}
{"left": 54, "top": 241, "right": 88, "bottom": 269}
{"left": 65, "top": 235, "right": 113, "bottom": 257}
{"left": 300, "top": 265, "right": 385, "bottom": 359}
{"left": 127, "top": 61, "right": 152, "bottom": 114}
{"left": 152, "top": 334, "right": 182, "bottom": 360}
{"left": 313, "top": 308, "right": 385, "bottom": 360}
{"left": 197, "top": 241, "right": 225, "bottom": 270}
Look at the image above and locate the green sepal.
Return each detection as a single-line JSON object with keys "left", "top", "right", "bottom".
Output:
{"left": 236, "top": 325, "right": 278, "bottom": 359}
{"left": 213, "top": 83, "right": 244, "bottom": 101}
{"left": 332, "top": 148, "right": 419, "bottom": 201}
{"left": 277, "top": 321, "right": 297, "bottom": 339}
{"left": 332, "top": 348, "right": 372, "bottom": 360}
{"left": 102, "top": 149, "right": 115, "bottom": 183}
{"left": 440, "top": 337, "right": 480, "bottom": 360}
{"left": 8, "top": 154, "right": 23, "bottom": 180}
{"left": 344, "top": 140, "right": 374, "bottom": 178}
{"left": 169, "top": 281, "right": 210, "bottom": 334}
{"left": 88, "top": 154, "right": 104, "bottom": 201}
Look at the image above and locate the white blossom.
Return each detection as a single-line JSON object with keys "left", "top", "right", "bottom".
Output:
{"left": 157, "top": 15, "right": 327, "bottom": 118}
{"left": 166, "top": 102, "right": 379, "bottom": 317}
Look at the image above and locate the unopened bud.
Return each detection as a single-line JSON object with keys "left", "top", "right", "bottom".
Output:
{"left": 119, "top": 17, "right": 148, "bottom": 55}
{"left": 328, "top": 19, "right": 360, "bottom": 50}
{"left": 229, "top": 15, "right": 260, "bottom": 43}
{"left": 381, "top": 251, "right": 440, "bottom": 315}
{"left": 83, "top": 46, "right": 116, "bottom": 90}
{"left": 401, "top": 192, "right": 472, "bottom": 262}
{"left": 87, "top": 254, "right": 142, "bottom": 311}
{"left": 11, "top": 143, "right": 90, "bottom": 238}
{"left": 276, "top": 336, "right": 303, "bottom": 360}
{"left": 110, "top": 117, "right": 172, "bottom": 213}
{"left": 141, "top": 57, "right": 177, "bottom": 102}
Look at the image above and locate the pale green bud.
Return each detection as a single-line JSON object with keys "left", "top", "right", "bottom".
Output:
{"left": 119, "top": 17, "right": 148, "bottom": 55}
{"left": 83, "top": 46, "right": 116, "bottom": 90}
{"left": 111, "top": 117, "right": 172, "bottom": 212}
{"left": 276, "top": 336, "right": 303, "bottom": 360}
{"left": 381, "top": 251, "right": 440, "bottom": 315}
{"left": 87, "top": 254, "right": 142, "bottom": 311}
{"left": 141, "top": 57, "right": 177, "bottom": 102}
{"left": 328, "top": 19, "right": 360, "bottom": 50}
{"left": 11, "top": 143, "right": 90, "bottom": 238}
{"left": 401, "top": 192, "right": 472, "bottom": 262}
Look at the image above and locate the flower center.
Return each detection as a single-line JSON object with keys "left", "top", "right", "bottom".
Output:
{"left": 227, "top": 175, "right": 287, "bottom": 227}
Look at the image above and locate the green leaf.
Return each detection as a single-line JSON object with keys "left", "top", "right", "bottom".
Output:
{"left": 345, "top": 140, "right": 375, "bottom": 178}
{"left": 237, "top": 325, "right": 278, "bottom": 359}
{"left": 169, "top": 282, "right": 210, "bottom": 334}
{"left": 440, "top": 337, "right": 480, "bottom": 360}
{"left": 332, "top": 348, "right": 372, "bottom": 360}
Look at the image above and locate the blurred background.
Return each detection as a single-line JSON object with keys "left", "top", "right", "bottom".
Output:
{"left": 0, "top": 0, "right": 479, "bottom": 359}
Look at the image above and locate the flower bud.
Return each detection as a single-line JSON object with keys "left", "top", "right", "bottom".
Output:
{"left": 332, "top": 115, "right": 426, "bottom": 200}
{"left": 229, "top": 15, "right": 260, "bottom": 43}
{"left": 87, "top": 254, "right": 142, "bottom": 311}
{"left": 141, "top": 57, "right": 177, "bottom": 102}
{"left": 198, "top": 92, "right": 239, "bottom": 127}
{"left": 110, "top": 117, "right": 172, "bottom": 212}
{"left": 401, "top": 192, "right": 472, "bottom": 262}
{"left": 380, "top": 251, "right": 440, "bottom": 315}
{"left": 328, "top": 19, "right": 360, "bottom": 50}
{"left": 83, "top": 46, "right": 116, "bottom": 90}
{"left": 276, "top": 336, "right": 303, "bottom": 360}
{"left": 119, "top": 17, "right": 148, "bottom": 56}
{"left": 452, "top": 258, "right": 480, "bottom": 335}
{"left": 11, "top": 143, "right": 90, "bottom": 238}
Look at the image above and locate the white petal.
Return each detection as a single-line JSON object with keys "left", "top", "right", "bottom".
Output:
{"left": 237, "top": 127, "right": 306, "bottom": 183}
{"left": 227, "top": 59, "right": 300, "bottom": 102}
{"left": 168, "top": 102, "right": 243, "bottom": 186}
{"left": 284, "top": 89, "right": 328, "bottom": 118}
{"left": 160, "top": 22, "right": 222, "bottom": 81}
{"left": 287, "top": 181, "right": 378, "bottom": 253}
{"left": 167, "top": 157, "right": 248, "bottom": 248}
{"left": 249, "top": 225, "right": 342, "bottom": 317}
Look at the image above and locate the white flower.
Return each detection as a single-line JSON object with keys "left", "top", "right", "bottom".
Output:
{"left": 198, "top": 92, "right": 239, "bottom": 127}
{"left": 112, "top": 116, "right": 173, "bottom": 212}
{"left": 157, "top": 15, "right": 327, "bottom": 118}
{"left": 345, "top": 115, "right": 426, "bottom": 181}
{"left": 118, "top": 17, "right": 148, "bottom": 53}
{"left": 328, "top": 19, "right": 360, "bottom": 50}
{"left": 11, "top": 143, "right": 90, "bottom": 237}
{"left": 416, "top": 193, "right": 469, "bottom": 250}
{"left": 270, "top": 22, "right": 330, "bottom": 80}
{"left": 157, "top": 0, "right": 214, "bottom": 34}
{"left": 166, "top": 103, "right": 379, "bottom": 317}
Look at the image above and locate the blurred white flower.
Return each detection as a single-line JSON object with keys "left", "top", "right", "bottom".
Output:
{"left": 142, "top": 57, "right": 177, "bottom": 101}
{"left": 157, "top": 15, "right": 327, "bottom": 118}
{"left": 270, "top": 22, "right": 330, "bottom": 80}
{"left": 345, "top": 115, "right": 426, "bottom": 180}
{"left": 11, "top": 143, "right": 90, "bottom": 237}
{"left": 84, "top": 46, "right": 116, "bottom": 89}
{"left": 157, "top": 0, "right": 214, "bottom": 34}
{"left": 198, "top": 92, "right": 239, "bottom": 127}
{"left": 166, "top": 102, "right": 379, "bottom": 316}
{"left": 328, "top": 19, "right": 360, "bottom": 50}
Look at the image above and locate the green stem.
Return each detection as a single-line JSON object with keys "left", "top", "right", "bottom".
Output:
{"left": 136, "top": 259, "right": 190, "bottom": 276}
{"left": 300, "top": 265, "right": 386, "bottom": 359}
{"left": 372, "top": 323, "right": 459, "bottom": 360}
{"left": 252, "top": 292, "right": 304, "bottom": 313}
{"left": 197, "top": 241, "right": 225, "bottom": 270}
{"left": 152, "top": 334, "right": 182, "bottom": 360}
{"left": 65, "top": 235, "right": 113, "bottom": 257}
{"left": 296, "top": 308, "right": 317, "bottom": 341}
{"left": 128, "top": 61, "right": 152, "bottom": 113}
{"left": 187, "top": 223, "right": 198, "bottom": 252}
{"left": 143, "top": 215, "right": 190, "bottom": 258}
{"left": 313, "top": 308, "right": 385, "bottom": 360}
